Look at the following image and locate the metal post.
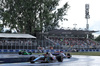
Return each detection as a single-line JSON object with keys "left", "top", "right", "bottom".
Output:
{"left": 86, "top": 19, "right": 89, "bottom": 30}
{"left": 86, "top": 19, "right": 89, "bottom": 39}
{"left": 85, "top": 4, "right": 90, "bottom": 39}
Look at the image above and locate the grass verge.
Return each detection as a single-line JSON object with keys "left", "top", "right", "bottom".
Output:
{"left": 33, "top": 52, "right": 100, "bottom": 56}
{"left": 69, "top": 52, "right": 100, "bottom": 56}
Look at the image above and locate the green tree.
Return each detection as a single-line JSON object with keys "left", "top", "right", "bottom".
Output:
{"left": 0, "top": 24, "right": 3, "bottom": 33}
{"left": 95, "top": 35, "right": 100, "bottom": 41}
{"left": 0, "top": 0, "right": 69, "bottom": 34}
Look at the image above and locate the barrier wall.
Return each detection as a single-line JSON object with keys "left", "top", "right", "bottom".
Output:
{"left": 0, "top": 49, "right": 100, "bottom": 53}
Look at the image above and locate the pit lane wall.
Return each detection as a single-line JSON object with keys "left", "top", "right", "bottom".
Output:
{"left": 0, "top": 49, "right": 100, "bottom": 53}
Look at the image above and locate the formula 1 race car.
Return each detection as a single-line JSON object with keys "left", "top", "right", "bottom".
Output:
{"left": 29, "top": 52, "right": 63, "bottom": 63}
{"left": 52, "top": 51, "right": 71, "bottom": 58}
{"left": 18, "top": 50, "right": 32, "bottom": 55}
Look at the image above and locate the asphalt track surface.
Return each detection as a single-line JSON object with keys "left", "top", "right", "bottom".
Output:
{"left": 0, "top": 54, "right": 100, "bottom": 66}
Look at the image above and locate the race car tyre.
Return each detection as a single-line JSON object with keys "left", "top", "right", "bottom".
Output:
{"left": 64, "top": 53, "right": 66, "bottom": 55}
{"left": 67, "top": 56, "right": 71, "bottom": 58}
{"left": 29, "top": 52, "right": 32, "bottom": 55}
{"left": 30, "top": 61, "right": 35, "bottom": 63}
{"left": 29, "top": 56, "right": 36, "bottom": 63}
{"left": 56, "top": 55, "right": 63, "bottom": 62}
{"left": 67, "top": 53, "right": 71, "bottom": 58}
{"left": 67, "top": 55, "right": 71, "bottom": 58}
{"left": 18, "top": 52, "right": 22, "bottom": 55}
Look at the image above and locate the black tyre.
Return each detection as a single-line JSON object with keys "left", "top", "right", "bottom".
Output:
{"left": 29, "top": 56, "right": 36, "bottom": 63}
{"left": 18, "top": 52, "right": 22, "bottom": 55}
{"left": 29, "top": 52, "right": 32, "bottom": 55}
{"left": 64, "top": 53, "right": 66, "bottom": 55}
{"left": 30, "top": 61, "right": 35, "bottom": 63}
{"left": 67, "top": 56, "right": 71, "bottom": 58}
{"left": 56, "top": 55, "right": 63, "bottom": 62}
{"left": 67, "top": 53, "right": 71, "bottom": 58}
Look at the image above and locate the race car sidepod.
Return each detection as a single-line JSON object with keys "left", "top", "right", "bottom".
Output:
{"left": 18, "top": 50, "right": 32, "bottom": 55}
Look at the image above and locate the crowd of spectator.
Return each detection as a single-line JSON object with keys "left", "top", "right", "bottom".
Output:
{"left": 48, "top": 37, "right": 100, "bottom": 51}
{"left": 0, "top": 36, "right": 100, "bottom": 52}
{"left": 0, "top": 39, "right": 36, "bottom": 49}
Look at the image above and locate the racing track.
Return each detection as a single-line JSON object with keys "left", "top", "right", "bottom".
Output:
{"left": 0, "top": 54, "right": 100, "bottom": 66}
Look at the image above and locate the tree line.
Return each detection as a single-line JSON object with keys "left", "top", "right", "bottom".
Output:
{"left": 0, "top": 0, "right": 69, "bottom": 35}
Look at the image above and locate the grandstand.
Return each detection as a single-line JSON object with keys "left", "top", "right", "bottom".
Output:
{"left": 0, "top": 29, "right": 99, "bottom": 53}
{"left": 0, "top": 33, "right": 36, "bottom": 53}
{"left": 42, "top": 29, "right": 100, "bottom": 52}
